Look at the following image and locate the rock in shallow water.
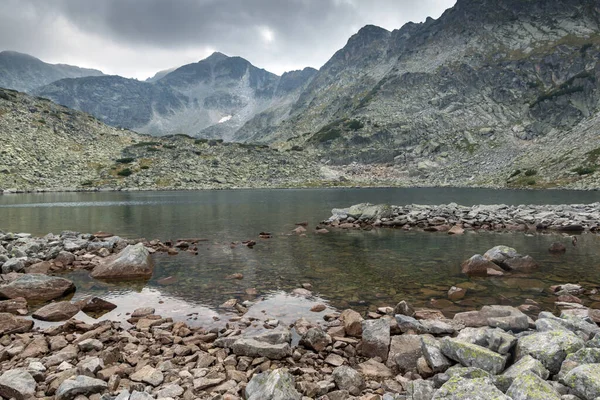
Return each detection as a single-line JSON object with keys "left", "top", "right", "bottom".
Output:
{"left": 90, "top": 243, "right": 153, "bottom": 280}
{"left": 33, "top": 301, "right": 80, "bottom": 321}
{"left": 0, "top": 273, "right": 75, "bottom": 301}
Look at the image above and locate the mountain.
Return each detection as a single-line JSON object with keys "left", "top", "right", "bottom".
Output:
{"left": 0, "top": 87, "right": 322, "bottom": 191}
{"left": 243, "top": 0, "right": 600, "bottom": 188}
{"left": 34, "top": 52, "right": 317, "bottom": 139}
{"left": 0, "top": 51, "right": 103, "bottom": 92}
{"left": 145, "top": 67, "right": 177, "bottom": 82}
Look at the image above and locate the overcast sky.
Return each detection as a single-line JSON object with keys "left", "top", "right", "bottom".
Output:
{"left": 0, "top": 0, "right": 456, "bottom": 80}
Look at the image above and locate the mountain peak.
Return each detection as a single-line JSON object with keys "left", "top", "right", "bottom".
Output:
{"left": 204, "top": 52, "right": 229, "bottom": 62}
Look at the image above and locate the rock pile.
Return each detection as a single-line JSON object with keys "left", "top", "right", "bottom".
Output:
{"left": 323, "top": 203, "right": 600, "bottom": 232}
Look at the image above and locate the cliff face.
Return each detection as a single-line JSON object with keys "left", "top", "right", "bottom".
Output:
{"left": 0, "top": 51, "right": 103, "bottom": 93}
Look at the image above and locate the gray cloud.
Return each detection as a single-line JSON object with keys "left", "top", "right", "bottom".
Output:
{"left": 0, "top": 0, "right": 456, "bottom": 79}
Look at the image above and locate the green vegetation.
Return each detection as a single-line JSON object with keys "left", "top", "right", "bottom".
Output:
{"left": 581, "top": 43, "right": 593, "bottom": 54}
{"left": 346, "top": 119, "right": 364, "bottom": 131}
{"left": 132, "top": 141, "right": 160, "bottom": 147}
{"left": 572, "top": 166, "right": 596, "bottom": 175}
{"left": 116, "top": 157, "right": 135, "bottom": 164}
{"left": 530, "top": 71, "right": 593, "bottom": 108}
{"left": 527, "top": 179, "right": 536, "bottom": 186}
{"left": 195, "top": 138, "right": 208, "bottom": 145}
{"left": 81, "top": 180, "right": 94, "bottom": 186}
{"left": 163, "top": 144, "right": 176, "bottom": 149}
{"left": 509, "top": 169, "right": 522, "bottom": 178}
{"left": 524, "top": 169, "right": 537, "bottom": 176}
{"left": 147, "top": 147, "right": 160, "bottom": 152}
{"left": 38, "top": 119, "right": 46, "bottom": 124}
{"left": 117, "top": 168, "right": 133, "bottom": 177}
{"left": 140, "top": 165, "right": 150, "bottom": 170}
{"left": 290, "top": 145, "right": 304, "bottom": 151}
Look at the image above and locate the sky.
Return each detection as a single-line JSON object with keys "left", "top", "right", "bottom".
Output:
{"left": 0, "top": 0, "right": 456, "bottom": 80}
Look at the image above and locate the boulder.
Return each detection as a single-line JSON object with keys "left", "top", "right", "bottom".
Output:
{"left": 483, "top": 245, "right": 538, "bottom": 271}
{"left": 0, "top": 297, "right": 28, "bottom": 314}
{"left": 405, "top": 379, "right": 436, "bottom": 400}
{"left": 448, "top": 286, "right": 467, "bottom": 301}
{"left": 301, "top": 327, "right": 331, "bottom": 352}
{"left": 76, "top": 296, "right": 117, "bottom": 314}
{"left": 55, "top": 375, "right": 108, "bottom": 400}
{"left": 361, "top": 319, "right": 390, "bottom": 361}
{"left": 231, "top": 338, "right": 291, "bottom": 360}
{"left": 505, "top": 371, "right": 561, "bottom": 400}
{"left": 515, "top": 330, "right": 585, "bottom": 374}
{"left": 33, "top": 301, "right": 80, "bottom": 321}
{"left": 129, "top": 365, "right": 163, "bottom": 386}
{"left": 357, "top": 359, "right": 393, "bottom": 380}
{"left": 387, "top": 335, "right": 422, "bottom": 372}
{"left": 440, "top": 337, "right": 507, "bottom": 374}
{"left": 245, "top": 369, "right": 301, "bottom": 400}
{"left": 0, "top": 369, "right": 37, "bottom": 400}
{"left": 340, "top": 309, "right": 363, "bottom": 337}
{"left": 561, "top": 363, "right": 600, "bottom": 400}
{"left": 461, "top": 255, "right": 503, "bottom": 276}
{"left": 421, "top": 336, "right": 452, "bottom": 373}
{"left": 394, "top": 300, "right": 415, "bottom": 317}
{"left": 502, "top": 355, "right": 549, "bottom": 382}
{"left": 0, "top": 312, "right": 33, "bottom": 334}
{"left": 433, "top": 377, "right": 510, "bottom": 399}
{"left": 0, "top": 273, "right": 75, "bottom": 301}
{"left": 1, "top": 257, "right": 26, "bottom": 273}
{"left": 90, "top": 243, "right": 153, "bottom": 280}
{"left": 332, "top": 366, "right": 364, "bottom": 396}
{"left": 549, "top": 242, "right": 567, "bottom": 253}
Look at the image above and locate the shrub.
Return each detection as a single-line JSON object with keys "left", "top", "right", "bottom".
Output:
{"left": 346, "top": 119, "right": 364, "bottom": 131}
{"left": 527, "top": 179, "right": 536, "bottom": 186}
{"left": 524, "top": 169, "right": 537, "bottom": 176}
{"left": 290, "top": 145, "right": 303, "bottom": 151}
{"left": 140, "top": 165, "right": 150, "bottom": 170}
{"left": 572, "top": 166, "right": 596, "bottom": 176}
{"left": 509, "top": 169, "right": 522, "bottom": 178}
{"left": 117, "top": 168, "right": 133, "bottom": 177}
{"left": 132, "top": 141, "right": 160, "bottom": 147}
{"left": 116, "top": 157, "right": 135, "bottom": 164}
{"left": 81, "top": 180, "right": 94, "bottom": 186}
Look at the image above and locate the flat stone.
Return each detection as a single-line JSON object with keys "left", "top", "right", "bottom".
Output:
{"left": 33, "top": 301, "right": 80, "bottom": 321}
{"left": 231, "top": 338, "right": 291, "bottom": 360}
{"left": 0, "top": 297, "right": 28, "bottom": 314}
{"left": 0, "top": 312, "right": 33, "bottom": 334}
{"left": 0, "top": 369, "right": 37, "bottom": 400}
{"left": 56, "top": 375, "right": 108, "bottom": 400}
{"left": 0, "top": 273, "right": 75, "bottom": 301}
{"left": 129, "top": 365, "right": 164, "bottom": 386}
{"left": 357, "top": 358, "right": 393, "bottom": 379}
{"left": 440, "top": 337, "right": 507, "bottom": 375}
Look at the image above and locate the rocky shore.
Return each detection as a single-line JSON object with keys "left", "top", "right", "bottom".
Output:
{"left": 322, "top": 202, "right": 600, "bottom": 233}
{"left": 2, "top": 228, "right": 600, "bottom": 399}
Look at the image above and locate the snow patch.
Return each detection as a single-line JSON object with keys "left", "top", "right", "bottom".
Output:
{"left": 218, "top": 115, "right": 232, "bottom": 123}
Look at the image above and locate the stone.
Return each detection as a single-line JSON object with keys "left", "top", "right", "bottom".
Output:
{"left": 332, "top": 366, "right": 364, "bottom": 396}
{"left": 156, "top": 384, "right": 184, "bottom": 398}
{"left": 502, "top": 354, "right": 549, "bottom": 382}
{"left": 245, "top": 369, "right": 301, "bottom": 400}
{"left": 131, "top": 307, "right": 155, "bottom": 317}
{"left": 461, "top": 255, "right": 501, "bottom": 276}
{"left": 0, "top": 369, "right": 37, "bottom": 400}
{"left": 77, "top": 297, "right": 117, "bottom": 313}
{"left": 448, "top": 286, "right": 467, "bottom": 301}
{"left": 561, "top": 363, "right": 600, "bottom": 400}
{"left": 0, "top": 312, "right": 33, "bottom": 334}
{"left": 440, "top": 337, "right": 507, "bottom": 374}
{"left": 394, "top": 300, "right": 415, "bottom": 317}
{"left": 357, "top": 358, "right": 393, "bottom": 379}
{"left": 325, "top": 353, "right": 345, "bottom": 367}
{"left": 130, "top": 365, "right": 163, "bottom": 386}
{"left": 90, "top": 243, "right": 154, "bottom": 280}
{"left": 301, "top": 327, "right": 331, "bottom": 352}
{"left": 421, "top": 336, "right": 452, "bottom": 373}
{"left": 483, "top": 245, "right": 538, "bottom": 271}
{"left": 515, "top": 330, "right": 585, "bottom": 374}
{"left": 0, "top": 273, "right": 75, "bottom": 301}
{"left": 506, "top": 370, "right": 561, "bottom": 400}
{"left": 1, "top": 257, "right": 25, "bottom": 273}
{"left": 78, "top": 338, "right": 104, "bottom": 352}
{"left": 361, "top": 319, "right": 390, "bottom": 361}
{"left": 340, "top": 309, "right": 363, "bottom": 337}
{"left": 549, "top": 242, "right": 567, "bottom": 253}
{"left": 448, "top": 225, "right": 464, "bottom": 235}
{"left": 33, "top": 301, "right": 80, "bottom": 321}
{"left": 433, "top": 376, "right": 511, "bottom": 399}
{"left": 55, "top": 251, "right": 76, "bottom": 266}
{"left": 130, "top": 391, "right": 153, "bottom": 400}
{"left": 56, "top": 375, "right": 108, "bottom": 400}
{"left": 558, "top": 348, "right": 600, "bottom": 379}
{"left": 231, "top": 338, "right": 291, "bottom": 360}
{"left": 387, "top": 334, "right": 423, "bottom": 372}
{"left": 0, "top": 297, "right": 28, "bottom": 314}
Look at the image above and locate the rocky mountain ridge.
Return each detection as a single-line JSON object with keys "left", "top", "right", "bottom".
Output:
{"left": 33, "top": 52, "right": 317, "bottom": 139}
{"left": 0, "top": 51, "right": 103, "bottom": 93}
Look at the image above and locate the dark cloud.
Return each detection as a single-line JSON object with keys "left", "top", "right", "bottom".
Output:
{"left": 0, "top": 0, "right": 456, "bottom": 79}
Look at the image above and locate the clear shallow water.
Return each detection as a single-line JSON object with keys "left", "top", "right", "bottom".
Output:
{"left": 2, "top": 188, "right": 600, "bottom": 326}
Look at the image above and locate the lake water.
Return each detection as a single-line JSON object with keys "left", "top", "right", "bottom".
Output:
{"left": 2, "top": 188, "right": 600, "bottom": 327}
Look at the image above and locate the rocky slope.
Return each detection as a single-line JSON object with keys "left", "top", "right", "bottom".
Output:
{"left": 0, "top": 88, "right": 324, "bottom": 192}
{"left": 241, "top": 0, "right": 600, "bottom": 189}
{"left": 34, "top": 53, "right": 317, "bottom": 139}
{"left": 0, "top": 51, "right": 103, "bottom": 93}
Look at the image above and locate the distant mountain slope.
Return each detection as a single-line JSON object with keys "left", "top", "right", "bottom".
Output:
{"left": 0, "top": 51, "right": 103, "bottom": 92}
{"left": 0, "top": 88, "right": 322, "bottom": 191}
{"left": 34, "top": 52, "right": 317, "bottom": 139}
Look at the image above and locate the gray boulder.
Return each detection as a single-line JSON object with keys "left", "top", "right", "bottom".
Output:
{"left": 32, "top": 301, "right": 80, "bottom": 321}
{"left": 361, "top": 319, "right": 390, "bottom": 361}
{"left": 421, "top": 335, "right": 452, "bottom": 373}
{"left": 245, "top": 369, "right": 301, "bottom": 400}
{"left": 90, "top": 243, "right": 153, "bottom": 280}
{"left": 0, "top": 369, "right": 37, "bottom": 400}
{"left": 405, "top": 379, "right": 436, "bottom": 400}
{"left": 387, "top": 334, "right": 423, "bottom": 372}
{"left": 560, "top": 363, "right": 600, "bottom": 400}
{"left": 515, "top": 330, "right": 585, "bottom": 374}
{"left": 483, "top": 245, "right": 538, "bottom": 271}
{"left": 505, "top": 371, "right": 561, "bottom": 400}
{"left": 440, "top": 337, "right": 507, "bottom": 374}
{"left": 433, "top": 376, "right": 511, "bottom": 399}
{"left": 231, "top": 338, "right": 291, "bottom": 360}
{"left": 1, "top": 257, "right": 26, "bottom": 273}
{"left": 301, "top": 327, "right": 331, "bottom": 352}
{"left": 56, "top": 375, "right": 107, "bottom": 400}
{"left": 502, "top": 355, "right": 549, "bottom": 382}
{"left": 332, "top": 365, "right": 364, "bottom": 396}
{"left": 0, "top": 273, "right": 75, "bottom": 301}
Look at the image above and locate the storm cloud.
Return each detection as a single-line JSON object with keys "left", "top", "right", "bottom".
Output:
{"left": 0, "top": 0, "right": 456, "bottom": 79}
